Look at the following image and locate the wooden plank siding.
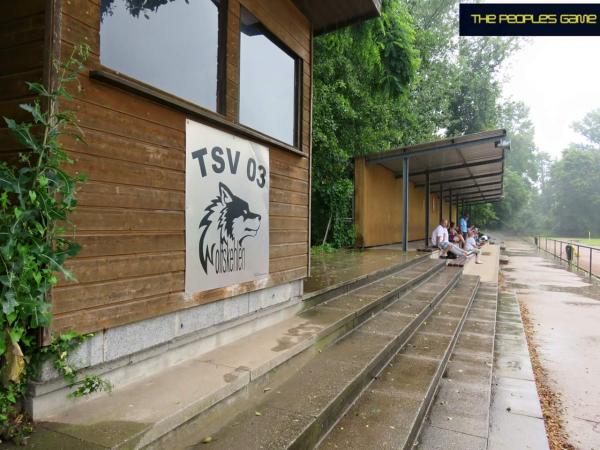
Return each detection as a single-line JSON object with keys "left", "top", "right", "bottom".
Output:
{"left": 354, "top": 158, "right": 448, "bottom": 247}
{"left": 0, "top": 0, "right": 46, "bottom": 149}
{"left": 43, "top": 0, "right": 313, "bottom": 335}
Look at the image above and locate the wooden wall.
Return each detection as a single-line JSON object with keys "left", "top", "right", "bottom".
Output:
{"left": 10, "top": 0, "right": 313, "bottom": 335}
{"left": 354, "top": 158, "right": 454, "bottom": 247}
{"left": 0, "top": 0, "right": 46, "bottom": 161}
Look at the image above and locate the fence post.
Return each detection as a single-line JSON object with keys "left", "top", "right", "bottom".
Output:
{"left": 554, "top": 240, "right": 557, "bottom": 258}
{"left": 560, "top": 242, "right": 562, "bottom": 261}
{"left": 577, "top": 245, "right": 580, "bottom": 272}
{"left": 590, "top": 248, "right": 593, "bottom": 278}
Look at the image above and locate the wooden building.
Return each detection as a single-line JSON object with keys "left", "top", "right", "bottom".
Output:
{"left": 0, "top": 0, "right": 381, "bottom": 417}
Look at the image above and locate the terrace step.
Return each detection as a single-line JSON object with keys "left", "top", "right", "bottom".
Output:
{"left": 317, "top": 275, "right": 480, "bottom": 450}
{"left": 24, "top": 258, "right": 447, "bottom": 449}
{"left": 303, "top": 251, "right": 436, "bottom": 307}
{"left": 176, "top": 267, "right": 467, "bottom": 450}
{"left": 415, "top": 282, "right": 498, "bottom": 450}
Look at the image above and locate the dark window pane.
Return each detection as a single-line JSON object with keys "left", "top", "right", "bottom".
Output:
{"left": 239, "top": 8, "right": 297, "bottom": 146}
{"left": 100, "top": 0, "right": 220, "bottom": 112}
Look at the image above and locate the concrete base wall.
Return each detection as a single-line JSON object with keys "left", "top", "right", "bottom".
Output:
{"left": 29, "top": 280, "right": 303, "bottom": 419}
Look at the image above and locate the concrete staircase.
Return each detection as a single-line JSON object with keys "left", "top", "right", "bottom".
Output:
{"left": 162, "top": 265, "right": 482, "bottom": 449}
{"left": 415, "top": 282, "right": 498, "bottom": 450}
{"left": 28, "top": 254, "right": 458, "bottom": 449}
{"left": 317, "top": 276, "right": 480, "bottom": 450}
{"left": 20, "top": 253, "right": 500, "bottom": 450}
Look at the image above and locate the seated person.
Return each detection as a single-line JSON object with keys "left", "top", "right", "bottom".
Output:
{"left": 465, "top": 229, "right": 483, "bottom": 264}
{"left": 469, "top": 225, "right": 482, "bottom": 245}
{"left": 448, "top": 221, "right": 465, "bottom": 248}
{"left": 431, "top": 219, "right": 467, "bottom": 258}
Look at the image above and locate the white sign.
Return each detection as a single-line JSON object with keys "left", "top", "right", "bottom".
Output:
{"left": 185, "top": 120, "right": 269, "bottom": 296}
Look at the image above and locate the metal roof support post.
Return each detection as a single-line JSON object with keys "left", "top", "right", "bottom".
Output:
{"left": 424, "top": 172, "right": 430, "bottom": 248}
{"left": 455, "top": 194, "right": 459, "bottom": 222}
{"left": 402, "top": 157, "right": 410, "bottom": 252}
{"left": 449, "top": 188, "right": 453, "bottom": 224}
{"left": 439, "top": 183, "right": 444, "bottom": 223}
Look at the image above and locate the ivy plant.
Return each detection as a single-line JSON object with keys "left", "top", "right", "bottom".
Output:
{"left": 0, "top": 43, "right": 111, "bottom": 443}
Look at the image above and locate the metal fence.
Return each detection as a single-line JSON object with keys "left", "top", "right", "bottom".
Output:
{"left": 535, "top": 236, "right": 600, "bottom": 279}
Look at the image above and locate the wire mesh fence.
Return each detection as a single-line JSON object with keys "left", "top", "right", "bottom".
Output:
{"left": 535, "top": 236, "right": 599, "bottom": 279}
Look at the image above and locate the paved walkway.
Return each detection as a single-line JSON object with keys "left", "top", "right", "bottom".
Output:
{"left": 488, "top": 290, "right": 549, "bottom": 450}
{"left": 463, "top": 242, "right": 500, "bottom": 283}
{"left": 501, "top": 237, "right": 600, "bottom": 450}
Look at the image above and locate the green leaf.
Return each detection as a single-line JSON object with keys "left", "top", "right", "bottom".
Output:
{"left": 3, "top": 291, "right": 18, "bottom": 315}
{"left": 3, "top": 116, "right": 17, "bottom": 130}
{"left": 0, "top": 39, "right": 95, "bottom": 427}
{"left": 32, "top": 271, "right": 42, "bottom": 286}
{"left": 8, "top": 326, "right": 24, "bottom": 345}
{"left": 19, "top": 102, "right": 45, "bottom": 124}
{"left": 26, "top": 81, "right": 50, "bottom": 97}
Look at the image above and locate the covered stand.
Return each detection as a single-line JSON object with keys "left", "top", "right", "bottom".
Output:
{"left": 364, "top": 130, "right": 509, "bottom": 251}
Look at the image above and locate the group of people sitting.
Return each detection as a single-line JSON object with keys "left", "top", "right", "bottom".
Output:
{"left": 430, "top": 213, "right": 485, "bottom": 264}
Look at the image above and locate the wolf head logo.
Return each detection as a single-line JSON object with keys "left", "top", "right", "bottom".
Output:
{"left": 198, "top": 182, "right": 262, "bottom": 273}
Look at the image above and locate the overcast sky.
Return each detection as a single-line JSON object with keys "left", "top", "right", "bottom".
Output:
{"left": 480, "top": 0, "right": 600, "bottom": 160}
{"left": 501, "top": 37, "right": 600, "bottom": 160}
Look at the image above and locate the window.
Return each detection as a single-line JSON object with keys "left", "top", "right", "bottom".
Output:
{"left": 239, "top": 8, "right": 299, "bottom": 146}
{"left": 100, "top": 0, "right": 223, "bottom": 112}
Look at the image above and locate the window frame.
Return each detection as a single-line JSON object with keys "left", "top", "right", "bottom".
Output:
{"left": 97, "top": 0, "right": 228, "bottom": 116}
{"left": 94, "top": 0, "right": 307, "bottom": 156}
{"left": 237, "top": 5, "right": 303, "bottom": 149}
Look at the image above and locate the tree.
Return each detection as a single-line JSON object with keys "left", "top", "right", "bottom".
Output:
{"left": 572, "top": 108, "right": 600, "bottom": 146}
{"left": 489, "top": 101, "right": 546, "bottom": 231}
{"left": 547, "top": 146, "right": 600, "bottom": 235}
{"left": 534, "top": 109, "right": 600, "bottom": 236}
{"left": 500, "top": 101, "right": 540, "bottom": 183}
{"left": 311, "top": 1, "right": 522, "bottom": 244}
{"left": 101, "top": 0, "right": 181, "bottom": 19}
{"left": 311, "top": 0, "right": 419, "bottom": 246}
{"left": 402, "top": 0, "right": 458, "bottom": 143}
{"left": 446, "top": 37, "right": 518, "bottom": 136}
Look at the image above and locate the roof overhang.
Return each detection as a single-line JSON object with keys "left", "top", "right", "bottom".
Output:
{"left": 293, "top": 0, "right": 382, "bottom": 35}
{"left": 363, "top": 129, "right": 509, "bottom": 205}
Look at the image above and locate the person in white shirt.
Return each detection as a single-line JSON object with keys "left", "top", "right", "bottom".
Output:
{"left": 431, "top": 219, "right": 467, "bottom": 258}
{"left": 465, "top": 229, "right": 483, "bottom": 264}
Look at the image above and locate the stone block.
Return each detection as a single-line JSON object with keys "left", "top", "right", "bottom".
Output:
{"left": 222, "top": 293, "right": 249, "bottom": 322}
{"left": 38, "top": 332, "right": 105, "bottom": 381}
{"left": 175, "top": 301, "right": 223, "bottom": 337}
{"left": 249, "top": 281, "right": 301, "bottom": 313}
{"left": 104, "top": 313, "right": 178, "bottom": 362}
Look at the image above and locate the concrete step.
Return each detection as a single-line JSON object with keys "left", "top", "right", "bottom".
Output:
{"left": 317, "top": 275, "right": 480, "bottom": 450}
{"left": 303, "top": 252, "right": 434, "bottom": 307}
{"left": 26, "top": 258, "right": 447, "bottom": 449}
{"left": 415, "top": 281, "right": 498, "bottom": 450}
{"left": 175, "top": 267, "right": 465, "bottom": 450}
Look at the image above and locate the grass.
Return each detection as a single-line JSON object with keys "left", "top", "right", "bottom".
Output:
{"left": 549, "top": 237, "right": 600, "bottom": 248}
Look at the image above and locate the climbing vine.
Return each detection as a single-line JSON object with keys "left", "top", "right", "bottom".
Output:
{"left": 0, "top": 44, "right": 110, "bottom": 444}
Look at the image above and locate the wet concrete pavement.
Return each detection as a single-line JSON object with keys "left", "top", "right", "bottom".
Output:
{"left": 305, "top": 249, "right": 422, "bottom": 295}
{"left": 488, "top": 290, "right": 549, "bottom": 450}
{"left": 501, "top": 236, "right": 600, "bottom": 450}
